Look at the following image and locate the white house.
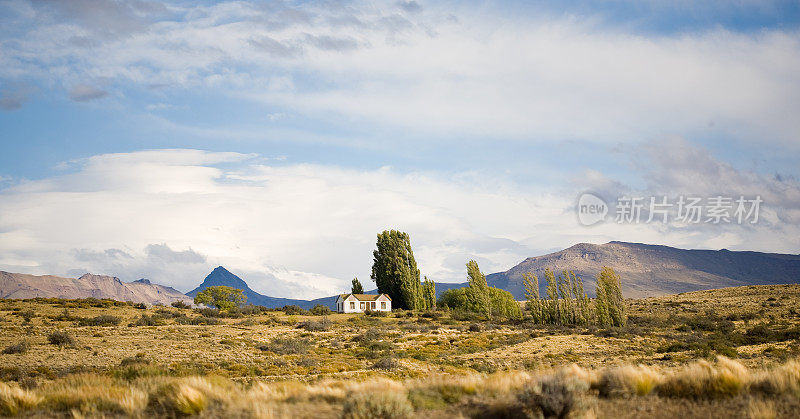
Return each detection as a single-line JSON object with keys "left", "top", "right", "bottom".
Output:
{"left": 336, "top": 293, "right": 392, "bottom": 313}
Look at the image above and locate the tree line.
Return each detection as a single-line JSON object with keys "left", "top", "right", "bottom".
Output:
{"left": 367, "top": 229, "right": 625, "bottom": 327}
{"left": 522, "top": 266, "right": 626, "bottom": 327}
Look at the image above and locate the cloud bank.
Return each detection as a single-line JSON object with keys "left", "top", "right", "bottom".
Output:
{"left": 0, "top": 146, "right": 797, "bottom": 298}
{"left": 1, "top": 0, "right": 798, "bottom": 148}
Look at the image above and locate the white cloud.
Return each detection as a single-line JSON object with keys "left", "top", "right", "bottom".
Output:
{"left": 0, "top": 147, "right": 797, "bottom": 299}
{"left": 1, "top": 1, "right": 798, "bottom": 146}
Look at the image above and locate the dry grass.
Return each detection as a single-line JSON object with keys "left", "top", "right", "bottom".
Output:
{"left": 0, "top": 381, "right": 41, "bottom": 416}
{"left": 2, "top": 285, "right": 800, "bottom": 416}
{"left": 598, "top": 365, "right": 660, "bottom": 397}
{"left": 656, "top": 356, "right": 749, "bottom": 399}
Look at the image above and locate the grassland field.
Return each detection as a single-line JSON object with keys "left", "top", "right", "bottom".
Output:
{"left": 2, "top": 284, "right": 800, "bottom": 418}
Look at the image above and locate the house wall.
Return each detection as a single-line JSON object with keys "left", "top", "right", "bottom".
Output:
{"left": 337, "top": 295, "right": 392, "bottom": 313}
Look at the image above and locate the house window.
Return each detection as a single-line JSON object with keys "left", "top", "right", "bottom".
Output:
{"left": 350, "top": 302, "right": 355, "bottom": 309}
{"left": 371, "top": 302, "right": 376, "bottom": 309}
{"left": 381, "top": 302, "right": 386, "bottom": 309}
{"left": 360, "top": 302, "right": 365, "bottom": 310}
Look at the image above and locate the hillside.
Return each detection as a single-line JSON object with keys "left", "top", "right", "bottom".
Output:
{"left": 487, "top": 241, "right": 800, "bottom": 298}
{"left": 0, "top": 271, "right": 191, "bottom": 305}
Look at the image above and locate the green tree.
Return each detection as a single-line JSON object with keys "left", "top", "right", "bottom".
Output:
{"left": 522, "top": 272, "right": 543, "bottom": 323}
{"left": 596, "top": 266, "right": 626, "bottom": 327}
{"left": 437, "top": 261, "right": 521, "bottom": 320}
{"left": 466, "top": 260, "right": 491, "bottom": 317}
{"left": 422, "top": 276, "right": 437, "bottom": 310}
{"left": 351, "top": 277, "right": 364, "bottom": 294}
{"left": 543, "top": 268, "right": 558, "bottom": 324}
{"left": 193, "top": 286, "right": 246, "bottom": 311}
{"left": 371, "top": 230, "right": 421, "bottom": 310}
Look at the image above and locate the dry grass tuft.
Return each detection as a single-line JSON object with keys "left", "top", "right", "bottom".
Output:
{"left": 149, "top": 376, "right": 229, "bottom": 415}
{"left": 657, "top": 356, "right": 749, "bottom": 399}
{"left": 41, "top": 374, "right": 147, "bottom": 414}
{"left": 747, "top": 398, "right": 776, "bottom": 419}
{"left": 517, "top": 367, "right": 594, "bottom": 419}
{"left": 749, "top": 359, "right": 800, "bottom": 396}
{"left": 0, "top": 381, "right": 41, "bottom": 416}
{"left": 598, "top": 365, "right": 661, "bottom": 397}
{"left": 341, "top": 390, "right": 413, "bottom": 419}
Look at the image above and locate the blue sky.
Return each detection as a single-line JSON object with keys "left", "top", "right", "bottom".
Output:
{"left": 1, "top": 0, "right": 799, "bottom": 297}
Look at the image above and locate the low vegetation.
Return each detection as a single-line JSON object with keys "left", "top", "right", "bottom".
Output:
{"left": 2, "top": 284, "right": 800, "bottom": 417}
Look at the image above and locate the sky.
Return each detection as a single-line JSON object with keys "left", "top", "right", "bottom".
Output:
{"left": 1, "top": 0, "right": 799, "bottom": 299}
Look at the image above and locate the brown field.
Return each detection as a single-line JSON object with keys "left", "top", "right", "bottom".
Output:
{"left": 1, "top": 284, "right": 800, "bottom": 417}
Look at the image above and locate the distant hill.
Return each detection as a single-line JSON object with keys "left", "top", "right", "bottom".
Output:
{"left": 0, "top": 271, "right": 191, "bottom": 305}
{"left": 486, "top": 241, "right": 800, "bottom": 299}
{"left": 186, "top": 266, "right": 335, "bottom": 309}
{"left": 6, "top": 242, "right": 799, "bottom": 308}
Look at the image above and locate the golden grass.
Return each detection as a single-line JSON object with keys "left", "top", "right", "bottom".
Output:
{"left": 41, "top": 374, "right": 147, "bottom": 414}
{"left": 598, "top": 365, "right": 660, "bottom": 397}
{"left": 749, "top": 359, "right": 800, "bottom": 396}
{"left": 2, "top": 358, "right": 800, "bottom": 416}
{"left": 655, "top": 356, "right": 748, "bottom": 399}
{"left": 747, "top": 398, "right": 776, "bottom": 419}
{"left": 0, "top": 381, "right": 41, "bottom": 416}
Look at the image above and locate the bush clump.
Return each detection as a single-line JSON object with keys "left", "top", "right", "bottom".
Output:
{"left": 281, "top": 305, "right": 309, "bottom": 315}
{"left": 47, "top": 331, "right": 76, "bottom": 347}
{"left": 341, "top": 390, "right": 413, "bottom": 419}
{"left": 171, "top": 300, "right": 191, "bottom": 309}
{"left": 372, "top": 356, "right": 400, "bottom": 370}
{"left": 310, "top": 304, "right": 332, "bottom": 316}
{"left": 76, "top": 315, "right": 122, "bottom": 327}
{"left": 132, "top": 314, "right": 166, "bottom": 326}
{"left": 299, "top": 317, "right": 332, "bottom": 332}
{"left": 260, "top": 337, "right": 313, "bottom": 355}
{"left": 2, "top": 341, "right": 28, "bottom": 355}
{"left": 516, "top": 368, "right": 593, "bottom": 418}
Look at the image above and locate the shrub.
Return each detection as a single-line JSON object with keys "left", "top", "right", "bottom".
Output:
{"left": 517, "top": 373, "right": 593, "bottom": 418}
{"left": 132, "top": 314, "right": 166, "bottom": 326}
{"left": 76, "top": 315, "right": 121, "bottom": 326}
{"left": 261, "top": 337, "right": 313, "bottom": 355}
{"left": 174, "top": 314, "right": 220, "bottom": 325}
{"left": 468, "top": 323, "right": 482, "bottom": 332}
{"left": 48, "top": 331, "right": 76, "bottom": 347}
{"left": 171, "top": 300, "right": 191, "bottom": 309}
{"left": 310, "top": 304, "right": 332, "bottom": 316}
{"left": 2, "top": 341, "right": 28, "bottom": 355}
{"left": 372, "top": 357, "right": 400, "bottom": 370}
{"left": 19, "top": 310, "right": 35, "bottom": 323}
{"left": 341, "top": 390, "right": 413, "bottom": 419}
{"left": 299, "top": 317, "right": 332, "bottom": 332}
{"left": 0, "top": 381, "right": 41, "bottom": 416}
{"left": 282, "top": 305, "right": 309, "bottom": 315}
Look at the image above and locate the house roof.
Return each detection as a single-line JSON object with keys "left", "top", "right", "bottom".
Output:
{"left": 338, "top": 293, "right": 391, "bottom": 301}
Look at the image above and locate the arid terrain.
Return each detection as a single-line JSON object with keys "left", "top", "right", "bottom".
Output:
{"left": 2, "top": 284, "right": 800, "bottom": 418}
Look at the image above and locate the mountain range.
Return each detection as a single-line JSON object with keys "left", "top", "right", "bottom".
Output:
{"left": 2, "top": 241, "right": 799, "bottom": 307}
{"left": 0, "top": 271, "right": 191, "bottom": 305}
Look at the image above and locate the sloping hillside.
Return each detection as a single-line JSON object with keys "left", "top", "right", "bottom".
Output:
{"left": 487, "top": 241, "right": 800, "bottom": 298}
{"left": 0, "top": 271, "right": 191, "bottom": 305}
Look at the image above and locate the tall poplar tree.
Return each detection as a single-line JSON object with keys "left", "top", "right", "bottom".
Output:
{"left": 371, "top": 230, "right": 421, "bottom": 310}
